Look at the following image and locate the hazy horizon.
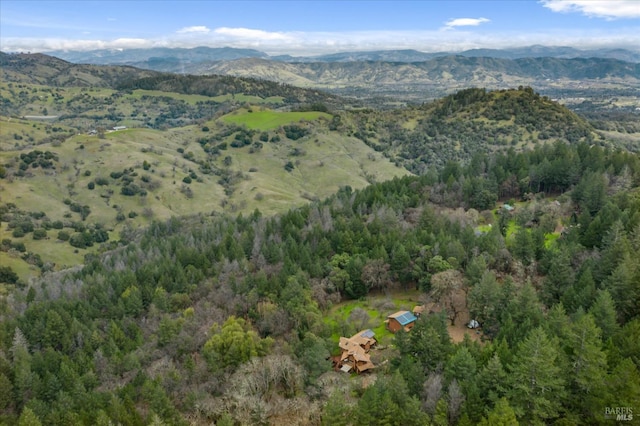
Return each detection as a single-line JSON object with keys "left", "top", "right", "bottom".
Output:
{"left": 1, "top": 1, "right": 639, "bottom": 55}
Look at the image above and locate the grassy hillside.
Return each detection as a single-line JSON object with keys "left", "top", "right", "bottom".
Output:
{"left": 189, "top": 56, "right": 640, "bottom": 101}
{"left": 0, "top": 52, "right": 159, "bottom": 87}
{"left": 0, "top": 109, "right": 408, "bottom": 281}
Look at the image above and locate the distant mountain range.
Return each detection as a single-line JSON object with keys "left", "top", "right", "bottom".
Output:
{"left": 48, "top": 45, "right": 640, "bottom": 65}
{"left": 35, "top": 46, "right": 639, "bottom": 100}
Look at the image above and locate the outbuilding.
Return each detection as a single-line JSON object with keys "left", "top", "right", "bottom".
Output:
{"left": 385, "top": 310, "right": 418, "bottom": 333}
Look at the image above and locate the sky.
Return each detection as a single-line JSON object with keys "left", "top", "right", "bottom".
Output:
{"left": 1, "top": 0, "right": 639, "bottom": 55}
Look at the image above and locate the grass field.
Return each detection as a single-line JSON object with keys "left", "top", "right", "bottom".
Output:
{"left": 324, "top": 290, "right": 422, "bottom": 349}
{"left": 221, "top": 108, "right": 331, "bottom": 130}
{"left": 210, "top": 94, "right": 284, "bottom": 104}
{"left": 1, "top": 111, "right": 409, "bottom": 281}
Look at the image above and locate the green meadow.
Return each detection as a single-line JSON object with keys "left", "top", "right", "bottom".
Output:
{"left": 221, "top": 108, "right": 331, "bottom": 130}
{"left": 324, "top": 291, "right": 422, "bottom": 349}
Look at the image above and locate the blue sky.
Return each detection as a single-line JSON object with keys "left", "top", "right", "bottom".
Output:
{"left": 1, "top": 1, "right": 639, "bottom": 55}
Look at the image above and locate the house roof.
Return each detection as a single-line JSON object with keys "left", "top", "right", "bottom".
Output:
{"left": 388, "top": 310, "right": 417, "bottom": 326}
{"left": 356, "top": 329, "right": 375, "bottom": 339}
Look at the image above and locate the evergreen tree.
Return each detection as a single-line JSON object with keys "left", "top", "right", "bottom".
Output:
{"left": 512, "top": 229, "right": 534, "bottom": 266}
{"left": 508, "top": 327, "right": 566, "bottom": 424}
{"left": 354, "top": 373, "right": 427, "bottom": 426}
{"left": 477, "top": 353, "right": 509, "bottom": 409}
{"left": 603, "top": 253, "right": 640, "bottom": 323}
{"left": 468, "top": 270, "right": 501, "bottom": 336}
{"left": 478, "top": 398, "right": 519, "bottom": 426}
{"left": 401, "top": 313, "right": 453, "bottom": 373}
{"left": 565, "top": 314, "right": 608, "bottom": 421}
{"left": 322, "top": 391, "right": 351, "bottom": 426}
{"left": 561, "top": 267, "right": 596, "bottom": 313}
{"left": 543, "top": 249, "right": 574, "bottom": 306}
{"left": 18, "top": 407, "right": 42, "bottom": 426}
{"left": 588, "top": 290, "right": 619, "bottom": 341}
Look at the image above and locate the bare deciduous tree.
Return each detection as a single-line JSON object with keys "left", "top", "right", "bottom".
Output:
{"left": 361, "top": 259, "right": 392, "bottom": 295}
{"left": 422, "top": 372, "right": 443, "bottom": 415}
{"left": 448, "top": 379, "right": 465, "bottom": 425}
{"left": 430, "top": 269, "right": 466, "bottom": 325}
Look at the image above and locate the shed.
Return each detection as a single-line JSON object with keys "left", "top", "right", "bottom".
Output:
{"left": 385, "top": 310, "right": 418, "bottom": 333}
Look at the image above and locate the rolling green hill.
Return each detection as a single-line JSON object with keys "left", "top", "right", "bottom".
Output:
{"left": 0, "top": 108, "right": 408, "bottom": 281}
{"left": 0, "top": 55, "right": 628, "bottom": 283}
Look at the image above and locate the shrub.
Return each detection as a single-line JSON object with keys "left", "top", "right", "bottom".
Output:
{"left": 182, "top": 176, "right": 192, "bottom": 184}
{"left": 32, "top": 229, "right": 47, "bottom": 240}
{"left": 0, "top": 266, "right": 19, "bottom": 284}
{"left": 11, "top": 241, "right": 26, "bottom": 252}
{"left": 57, "top": 230, "right": 70, "bottom": 241}
{"left": 87, "top": 181, "right": 95, "bottom": 190}
{"left": 121, "top": 184, "right": 141, "bottom": 196}
{"left": 283, "top": 125, "right": 309, "bottom": 140}
{"left": 69, "top": 231, "right": 94, "bottom": 248}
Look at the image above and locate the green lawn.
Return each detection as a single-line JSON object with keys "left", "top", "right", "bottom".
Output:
{"left": 324, "top": 291, "right": 421, "bottom": 350}
{"left": 221, "top": 108, "right": 331, "bottom": 130}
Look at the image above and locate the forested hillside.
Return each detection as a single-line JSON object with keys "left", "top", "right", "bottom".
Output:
{"left": 1, "top": 140, "right": 639, "bottom": 425}
{"left": 340, "top": 87, "right": 599, "bottom": 173}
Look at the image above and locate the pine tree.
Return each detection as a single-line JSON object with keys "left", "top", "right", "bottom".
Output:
{"left": 543, "top": 249, "right": 574, "bottom": 306}
{"left": 478, "top": 398, "right": 519, "bottom": 426}
{"left": 588, "top": 290, "right": 619, "bottom": 341}
{"left": 322, "top": 391, "right": 351, "bottom": 426}
{"left": 477, "top": 353, "right": 509, "bottom": 408}
{"left": 565, "top": 314, "right": 608, "bottom": 421}
{"left": 468, "top": 271, "right": 501, "bottom": 336}
{"left": 604, "top": 253, "right": 640, "bottom": 323}
{"left": 18, "top": 407, "right": 42, "bottom": 426}
{"left": 508, "top": 327, "right": 566, "bottom": 424}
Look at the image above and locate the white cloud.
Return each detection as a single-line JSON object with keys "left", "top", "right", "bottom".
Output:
{"left": 541, "top": 0, "right": 640, "bottom": 19}
{"left": 213, "top": 27, "right": 291, "bottom": 41}
{"left": 176, "top": 26, "right": 211, "bottom": 34}
{"left": 0, "top": 37, "right": 153, "bottom": 52}
{"left": 443, "top": 17, "right": 490, "bottom": 30}
{"left": 1, "top": 27, "right": 639, "bottom": 55}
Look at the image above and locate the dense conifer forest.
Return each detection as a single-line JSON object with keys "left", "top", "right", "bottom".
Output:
{"left": 1, "top": 139, "right": 639, "bottom": 425}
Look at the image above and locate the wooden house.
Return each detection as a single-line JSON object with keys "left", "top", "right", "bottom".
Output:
{"left": 335, "top": 329, "right": 377, "bottom": 374}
